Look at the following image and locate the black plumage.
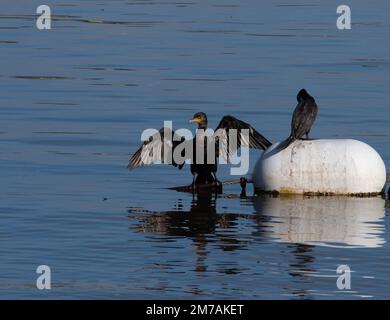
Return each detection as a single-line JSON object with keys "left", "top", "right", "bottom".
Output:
{"left": 215, "top": 115, "right": 272, "bottom": 151}
{"left": 276, "top": 89, "right": 318, "bottom": 152}
{"left": 128, "top": 112, "right": 271, "bottom": 185}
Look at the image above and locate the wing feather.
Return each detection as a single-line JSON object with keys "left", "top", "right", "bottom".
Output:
{"left": 291, "top": 98, "right": 318, "bottom": 139}
{"left": 214, "top": 115, "right": 272, "bottom": 160}
{"left": 128, "top": 128, "right": 187, "bottom": 170}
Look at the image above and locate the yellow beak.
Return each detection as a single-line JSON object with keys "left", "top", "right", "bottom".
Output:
{"left": 190, "top": 117, "right": 202, "bottom": 123}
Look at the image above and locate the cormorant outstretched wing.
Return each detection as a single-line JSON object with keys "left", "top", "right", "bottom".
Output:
{"left": 214, "top": 115, "right": 272, "bottom": 159}
{"left": 128, "top": 127, "right": 188, "bottom": 170}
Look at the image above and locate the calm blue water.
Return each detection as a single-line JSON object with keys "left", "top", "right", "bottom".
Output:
{"left": 0, "top": 0, "right": 389, "bottom": 299}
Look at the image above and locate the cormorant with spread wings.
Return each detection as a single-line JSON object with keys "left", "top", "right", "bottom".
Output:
{"left": 128, "top": 112, "right": 271, "bottom": 185}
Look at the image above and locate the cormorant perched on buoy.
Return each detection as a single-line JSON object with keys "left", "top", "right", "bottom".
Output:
{"left": 276, "top": 88, "right": 318, "bottom": 152}
{"left": 128, "top": 112, "right": 271, "bottom": 186}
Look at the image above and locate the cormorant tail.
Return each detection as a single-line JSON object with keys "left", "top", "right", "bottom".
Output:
{"left": 274, "top": 136, "right": 295, "bottom": 153}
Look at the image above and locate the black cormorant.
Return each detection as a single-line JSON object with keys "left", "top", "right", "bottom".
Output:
{"left": 276, "top": 89, "right": 318, "bottom": 152}
{"left": 128, "top": 112, "right": 271, "bottom": 185}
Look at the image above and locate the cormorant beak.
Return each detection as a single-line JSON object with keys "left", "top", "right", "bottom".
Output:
{"left": 190, "top": 117, "right": 202, "bottom": 123}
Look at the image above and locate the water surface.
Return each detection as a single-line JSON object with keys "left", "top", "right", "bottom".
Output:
{"left": 0, "top": 0, "right": 389, "bottom": 299}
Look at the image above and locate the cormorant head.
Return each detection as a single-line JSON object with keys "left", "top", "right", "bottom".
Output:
{"left": 190, "top": 112, "right": 208, "bottom": 129}
{"left": 297, "top": 88, "right": 311, "bottom": 102}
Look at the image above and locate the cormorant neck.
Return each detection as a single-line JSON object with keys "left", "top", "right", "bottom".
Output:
{"left": 198, "top": 123, "right": 207, "bottom": 130}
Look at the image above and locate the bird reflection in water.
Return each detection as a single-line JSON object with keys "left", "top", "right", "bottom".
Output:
{"left": 128, "top": 192, "right": 254, "bottom": 273}
{"left": 128, "top": 192, "right": 386, "bottom": 285}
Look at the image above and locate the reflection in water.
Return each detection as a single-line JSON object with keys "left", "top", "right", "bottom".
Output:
{"left": 130, "top": 194, "right": 386, "bottom": 243}
{"left": 284, "top": 243, "right": 316, "bottom": 298}
{"left": 254, "top": 196, "right": 386, "bottom": 248}
{"left": 128, "top": 194, "right": 386, "bottom": 279}
{"left": 128, "top": 193, "right": 254, "bottom": 273}
{"left": 127, "top": 191, "right": 388, "bottom": 299}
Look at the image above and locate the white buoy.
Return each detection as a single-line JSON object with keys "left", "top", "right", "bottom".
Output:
{"left": 253, "top": 139, "right": 386, "bottom": 195}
